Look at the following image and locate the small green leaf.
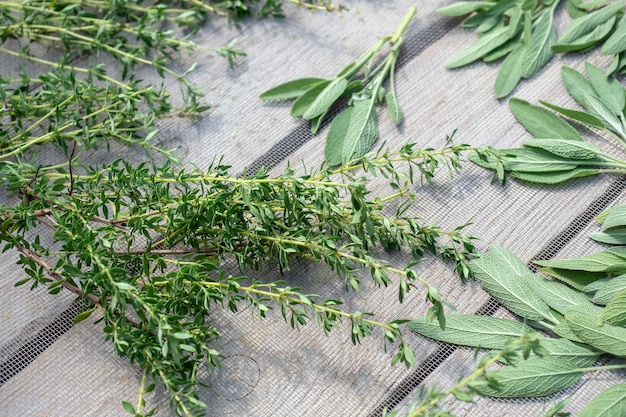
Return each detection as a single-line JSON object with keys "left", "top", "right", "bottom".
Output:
{"left": 509, "top": 98, "right": 583, "bottom": 141}
{"left": 540, "top": 267, "right": 606, "bottom": 291}
{"left": 520, "top": 8, "right": 556, "bottom": 79}
{"left": 502, "top": 148, "right": 579, "bottom": 173}
{"left": 341, "top": 98, "right": 379, "bottom": 162}
{"left": 469, "top": 246, "right": 555, "bottom": 322}
{"left": 324, "top": 107, "right": 352, "bottom": 166}
{"left": 535, "top": 247, "right": 626, "bottom": 273}
{"left": 601, "top": 290, "right": 626, "bottom": 326}
{"left": 552, "top": 16, "right": 617, "bottom": 53}
{"left": 259, "top": 78, "right": 326, "bottom": 101}
{"left": 579, "top": 383, "right": 626, "bottom": 417}
{"left": 561, "top": 66, "right": 598, "bottom": 109}
{"left": 302, "top": 77, "right": 348, "bottom": 120}
{"left": 446, "top": 25, "right": 512, "bottom": 69}
{"left": 72, "top": 306, "right": 96, "bottom": 325}
{"left": 510, "top": 167, "right": 600, "bottom": 184}
{"left": 409, "top": 314, "right": 531, "bottom": 349}
{"left": 539, "top": 100, "right": 606, "bottom": 129}
{"left": 585, "top": 62, "right": 625, "bottom": 117}
{"left": 554, "top": 3, "right": 623, "bottom": 50}
{"left": 290, "top": 80, "right": 331, "bottom": 117}
{"left": 593, "top": 274, "right": 626, "bottom": 305}
{"left": 476, "top": 356, "right": 583, "bottom": 398}
{"left": 122, "top": 401, "right": 136, "bottom": 414}
{"left": 385, "top": 91, "right": 403, "bottom": 125}
{"left": 494, "top": 44, "right": 525, "bottom": 99}
{"left": 522, "top": 138, "right": 602, "bottom": 160}
{"left": 566, "top": 311, "right": 626, "bottom": 357}
{"left": 600, "top": 205, "right": 626, "bottom": 231}
{"left": 532, "top": 276, "right": 602, "bottom": 317}
{"left": 589, "top": 230, "right": 626, "bottom": 245}
{"left": 603, "top": 14, "right": 626, "bottom": 55}
{"left": 437, "top": 2, "right": 494, "bottom": 17}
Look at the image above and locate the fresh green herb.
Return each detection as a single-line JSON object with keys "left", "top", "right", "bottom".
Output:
{"left": 438, "top": 1, "right": 626, "bottom": 98}
{"left": 469, "top": 64, "right": 626, "bottom": 184}
{"left": 260, "top": 7, "right": 416, "bottom": 166}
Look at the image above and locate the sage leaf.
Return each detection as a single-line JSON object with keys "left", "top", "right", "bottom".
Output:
{"left": 566, "top": 311, "right": 626, "bottom": 357}
{"left": 437, "top": 1, "right": 493, "bottom": 17}
{"left": 385, "top": 91, "right": 403, "bottom": 125}
{"left": 502, "top": 148, "right": 579, "bottom": 172}
{"left": 409, "top": 314, "right": 531, "bottom": 349}
{"left": 259, "top": 78, "right": 326, "bottom": 101}
{"left": 552, "top": 16, "right": 617, "bottom": 53}
{"left": 520, "top": 8, "right": 556, "bottom": 79}
{"left": 600, "top": 205, "right": 626, "bottom": 231}
{"left": 494, "top": 44, "right": 525, "bottom": 99}
{"left": 585, "top": 62, "right": 626, "bottom": 117}
{"left": 496, "top": 337, "right": 600, "bottom": 367}
{"left": 553, "top": 319, "right": 586, "bottom": 344}
{"left": 324, "top": 107, "right": 352, "bottom": 166}
{"left": 589, "top": 230, "right": 626, "bottom": 245}
{"left": 579, "top": 383, "right": 626, "bottom": 417}
{"left": 302, "top": 77, "right": 348, "bottom": 120}
{"left": 601, "top": 290, "right": 626, "bottom": 326}
{"left": 583, "top": 95, "right": 626, "bottom": 137}
{"left": 533, "top": 277, "right": 602, "bottom": 317}
{"left": 522, "top": 138, "right": 602, "bottom": 160}
{"left": 553, "top": 3, "right": 623, "bottom": 50}
{"left": 593, "top": 274, "right": 626, "bottom": 305}
{"left": 476, "top": 356, "right": 584, "bottom": 398}
{"left": 341, "top": 98, "right": 379, "bottom": 162}
{"left": 469, "top": 246, "right": 555, "bottom": 322}
{"left": 290, "top": 80, "right": 331, "bottom": 117}
{"left": 509, "top": 98, "right": 583, "bottom": 141}
{"left": 603, "top": 14, "right": 626, "bottom": 55}
{"left": 446, "top": 25, "right": 512, "bottom": 69}
{"left": 535, "top": 247, "right": 626, "bottom": 273}
{"left": 540, "top": 267, "right": 607, "bottom": 291}
{"left": 539, "top": 100, "right": 606, "bottom": 129}
{"left": 511, "top": 167, "right": 600, "bottom": 184}
{"left": 561, "top": 66, "right": 597, "bottom": 109}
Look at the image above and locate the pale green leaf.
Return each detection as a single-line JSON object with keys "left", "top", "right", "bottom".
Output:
{"left": 540, "top": 267, "right": 607, "bottom": 290}
{"left": 502, "top": 148, "right": 579, "bottom": 172}
{"left": 552, "top": 16, "right": 617, "bottom": 53}
{"left": 561, "top": 66, "right": 597, "bottom": 109}
{"left": 594, "top": 274, "right": 626, "bottom": 305}
{"left": 342, "top": 99, "right": 379, "bottom": 162}
{"left": 522, "top": 138, "right": 602, "bottom": 160}
{"left": 447, "top": 25, "right": 512, "bottom": 68}
{"left": 601, "top": 290, "right": 626, "bottom": 326}
{"left": 495, "top": 337, "right": 600, "bottom": 367}
{"left": 534, "top": 247, "right": 626, "bottom": 273}
{"left": 533, "top": 277, "right": 602, "bottom": 317}
{"left": 554, "top": 3, "right": 623, "bottom": 47}
{"left": 600, "top": 205, "right": 626, "bottom": 231}
{"left": 583, "top": 94, "right": 626, "bottom": 137}
{"left": 566, "top": 311, "right": 626, "bottom": 357}
{"left": 539, "top": 100, "right": 606, "bottom": 129}
{"left": 469, "top": 246, "right": 555, "bottom": 322}
{"left": 303, "top": 77, "right": 348, "bottom": 120}
{"left": 324, "top": 107, "right": 352, "bottom": 166}
{"left": 589, "top": 230, "right": 626, "bottom": 245}
{"left": 259, "top": 78, "right": 326, "bottom": 101}
{"left": 483, "top": 40, "right": 517, "bottom": 62}
{"left": 552, "top": 319, "right": 586, "bottom": 343}
{"left": 495, "top": 44, "right": 525, "bottom": 99}
{"left": 603, "top": 14, "right": 626, "bottom": 55}
{"left": 579, "top": 383, "right": 626, "bottom": 417}
{"left": 290, "top": 80, "right": 331, "bottom": 117}
{"left": 510, "top": 167, "right": 600, "bottom": 184}
{"left": 509, "top": 98, "right": 583, "bottom": 141}
{"left": 437, "top": 2, "right": 494, "bottom": 17}
{"left": 521, "top": 9, "right": 556, "bottom": 78}
{"left": 585, "top": 62, "right": 626, "bottom": 116}
{"left": 385, "top": 91, "right": 403, "bottom": 125}
{"left": 476, "top": 356, "right": 583, "bottom": 398}
{"left": 409, "top": 314, "right": 531, "bottom": 349}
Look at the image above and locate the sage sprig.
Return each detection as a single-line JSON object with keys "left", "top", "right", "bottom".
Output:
{"left": 260, "top": 7, "right": 416, "bottom": 166}
{"left": 438, "top": 1, "right": 626, "bottom": 98}
{"left": 469, "top": 64, "right": 626, "bottom": 184}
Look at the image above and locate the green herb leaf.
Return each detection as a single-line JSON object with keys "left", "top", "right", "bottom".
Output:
{"left": 510, "top": 167, "right": 600, "bottom": 184}
{"left": 579, "top": 383, "right": 626, "bottom": 417}
{"left": 495, "top": 44, "right": 525, "bottom": 99}
{"left": 501, "top": 148, "right": 579, "bottom": 173}
{"left": 476, "top": 356, "right": 584, "bottom": 398}
{"left": 566, "top": 311, "right": 626, "bottom": 357}
{"left": 561, "top": 66, "right": 598, "bottom": 108}
{"left": 341, "top": 99, "right": 379, "bottom": 162}
{"left": 437, "top": 2, "right": 494, "bottom": 17}
{"left": 540, "top": 267, "right": 607, "bottom": 291}
{"left": 553, "top": 3, "right": 623, "bottom": 52}
{"left": 535, "top": 247, "right": 626, "bottom": 273}
{"left": 469, "top": 246, "right": 555, "bottom": 322}
{"left": 302, "top": 77, "right": 348, "bottom": 120}
{"left": 72, "top": 306, "right": 96, "bottom": 325}
{"left": 539, "top": 100, "right": 606, "bottom": 129}
{"left": 324, "top": 107, "right": 353, "bottom": 166}
{"left": 520, "top": 9, "right": 556, "bottom": 78}
{"left": 446, "top": 25, "right": 512, "bottom": 69}
{"left": 532, "top": 277, "right": 602, "bottom": 317}
{"left": 553, "top": 16, "right": 617, "bottom": 53}
{"left": 385, "top": 91, "right": 403, "bottom": 125}
{"left": 585, "top": 62, "right": 626, "bottom": 117}
{"left": 259, "top": 78, "right": 327, "bottom": 101}
{"left": 601, "top": 290, "right": 626, "bottom": 326}
{"left": 602, "top": 14, "right": 626, "bottom": 55}
{"left": 600, "top": 205, "right": 626, "bottom": 231}
{"left": 593, "top": 274, "right": 626, "bottom": 305}
{"left": 509, "top": 98, "right": 583, "bottom": 141}
{"left": 290, "top": 80, "right": 332, "bottom": 117}
{"left": 522, "top": 138, "right": 602, "bottom": 160}
{"left": 409, "top": 314, "right": 531, "bottom": 349}
{"left": 589, "top": 230, "right": 626, "bottom": 245}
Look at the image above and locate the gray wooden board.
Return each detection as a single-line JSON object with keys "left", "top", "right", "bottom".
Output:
{"left": 1, "top": 0, "right": 626, "bottom": 416}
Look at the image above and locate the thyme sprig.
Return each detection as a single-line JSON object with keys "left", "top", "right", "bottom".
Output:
{"left": 0, "top": 142, "right": 487, "bottom": 416}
